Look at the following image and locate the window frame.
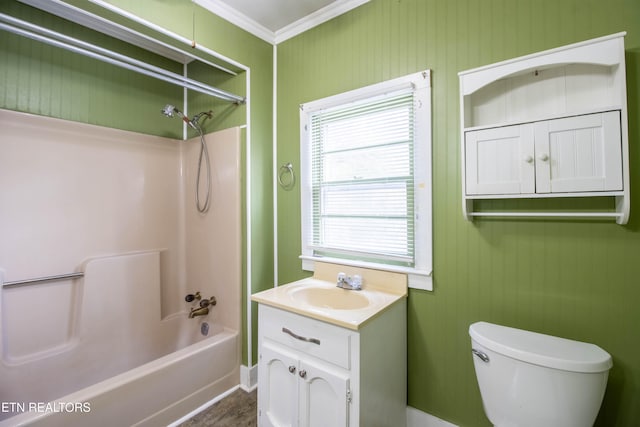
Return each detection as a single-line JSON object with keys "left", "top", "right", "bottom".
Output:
{"left": 299, "top": 70, "right": 433, "bottom": 290}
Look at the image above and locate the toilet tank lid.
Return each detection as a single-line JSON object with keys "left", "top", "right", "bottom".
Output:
{"left": 469, "top": 322, "right": 612, "bottom": 373}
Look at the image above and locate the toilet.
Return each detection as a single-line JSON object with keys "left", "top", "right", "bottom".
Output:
{"left": 469, "top": 321, "right": 612, "bottom": 427}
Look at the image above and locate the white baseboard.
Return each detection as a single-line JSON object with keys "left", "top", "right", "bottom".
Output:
{"left": 407, "top": 406, "right": 458, "bottom": 427}
{"left": 240, "top": 364, "right": 258, "bottom": 391}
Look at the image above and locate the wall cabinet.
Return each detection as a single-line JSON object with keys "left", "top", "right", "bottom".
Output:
{"left": 459, "top": 33, "right": 630, "bottom": 223}
{"left": 465, "top": 111, "right": 623, "bottom": 196}
{"left": 257, "top": 303, "right": 406, "bottom": 427}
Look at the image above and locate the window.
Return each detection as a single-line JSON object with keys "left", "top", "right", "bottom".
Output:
{"left": 300, "top": 71, "right": 432, "bottom": 290}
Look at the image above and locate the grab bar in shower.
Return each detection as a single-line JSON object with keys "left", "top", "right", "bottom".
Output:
{"left": 2, "top": 272, "right": 84, "bottom": 288}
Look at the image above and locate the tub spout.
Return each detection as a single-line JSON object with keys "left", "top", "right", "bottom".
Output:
{"left": 188, "top": 306, "right": 209, "bottom": 318}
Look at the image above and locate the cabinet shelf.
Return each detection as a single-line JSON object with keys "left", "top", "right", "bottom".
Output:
{"left": 459, "top": 33, "right": 630, "bottom": 224}
{"left": 466, "top": 191, "right": 624, "bottom": 200}
{"left": 462, "top": 106, "right": 623, "bottom": 133}
{"left": 467, "top": 211, "right": 622, "bottom": 220}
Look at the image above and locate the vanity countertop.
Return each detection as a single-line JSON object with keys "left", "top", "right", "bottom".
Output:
{"left": 251, "top": 262, "right": 407, "bottom": 330}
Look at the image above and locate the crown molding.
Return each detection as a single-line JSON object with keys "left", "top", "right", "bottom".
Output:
{"left": 275, "top": 0, "right": 369, "bottom": 44}
{"left": 194, "top": 0, "right": 370, "bottom": 45}
{"left": 193, "top": 0, "right": 275, "bottom": 44}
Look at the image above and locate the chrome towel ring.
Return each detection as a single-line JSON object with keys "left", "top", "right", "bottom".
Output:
{"left": 278, "top": 162, "right": 295, "bottom": 190}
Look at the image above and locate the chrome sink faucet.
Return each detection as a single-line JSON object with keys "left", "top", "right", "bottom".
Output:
{"left": 336, "top": 272, "right": 362, "bottom": 291}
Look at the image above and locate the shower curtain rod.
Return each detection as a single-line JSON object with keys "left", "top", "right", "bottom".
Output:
{"left": 0, "top": 13, "right": 246, "bottom": 104}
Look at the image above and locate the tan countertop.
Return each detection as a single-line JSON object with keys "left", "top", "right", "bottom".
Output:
{"left": 251, "top": 262, "right": 407, "bottom": 330}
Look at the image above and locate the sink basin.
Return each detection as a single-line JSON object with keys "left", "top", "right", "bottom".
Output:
{"left": 288, "top": 285, "right": 370, "bottom": 310}
{"left": 251, "top": 272, "right": 407, "bottom": 330}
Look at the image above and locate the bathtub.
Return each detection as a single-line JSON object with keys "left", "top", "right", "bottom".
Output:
{"left": 0, "top": 111, "right": 243, "bottom": 427}
{"left": 0, "top": 328, "right": 239, "bottom": 427}
{"left": 0, "top": 252, "right": 241, "bottom": 426}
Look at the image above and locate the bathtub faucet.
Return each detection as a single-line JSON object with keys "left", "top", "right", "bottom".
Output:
{"left": 188, "top": 306, "right": 209, "bottom": 318}
{"left": 186, "top": 294, "right": 216, "bottom": 318}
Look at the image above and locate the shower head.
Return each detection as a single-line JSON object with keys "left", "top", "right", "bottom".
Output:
{"left": 161, "top": 104, "right": 195, "bottom": 129}
{"left": 161, "top": 104, "right": 177, "bottom": 118}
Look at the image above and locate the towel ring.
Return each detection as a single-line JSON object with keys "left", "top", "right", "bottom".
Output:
{"left": 278, "top": 162, "right": 295, "bottom": 190}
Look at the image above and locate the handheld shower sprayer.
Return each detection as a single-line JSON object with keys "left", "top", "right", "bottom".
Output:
{"left": 162, "top": 103, "right": 214, "bottom": 214}
{"left": 190, "top": 110, "right": 213, "bottom": 127}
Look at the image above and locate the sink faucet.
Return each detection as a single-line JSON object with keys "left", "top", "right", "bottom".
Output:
{"left": 336, "top": 272, "right": 362, "bottom": 291}
{"left": 188, "top": 306, "right": 209, "bottom": 318}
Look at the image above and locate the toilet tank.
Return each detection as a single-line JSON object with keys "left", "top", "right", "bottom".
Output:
{"left": 469, "top": 322, "right": 612, "bottom": 427}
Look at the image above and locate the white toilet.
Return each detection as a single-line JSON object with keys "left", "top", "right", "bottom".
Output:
{"left": 469, "top": 321, "right": 612, "bottom": 427}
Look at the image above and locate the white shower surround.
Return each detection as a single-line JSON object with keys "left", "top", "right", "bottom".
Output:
{"left": 0, "top": 109, "right": 242, "bottom": 425}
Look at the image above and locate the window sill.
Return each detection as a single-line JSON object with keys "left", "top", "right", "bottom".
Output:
{"left": 300, "top": 255, "right": 432, "bottom": 291}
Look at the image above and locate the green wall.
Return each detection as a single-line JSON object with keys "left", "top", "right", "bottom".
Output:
{"left": 0, "top": 0, "right": 274, "bottom": 367}
{"left": 276, "top": 0, "right": 640, "bottom": 425}
{"left": 4, "top": 0, "right": 640, "bottom": 424}
{"left": 0, "top": 1, "right": 183, "bottom": 136}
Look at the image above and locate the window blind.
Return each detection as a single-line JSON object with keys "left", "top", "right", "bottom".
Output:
{"left": 308, "top": 91, "right": 415, "bottom": 265}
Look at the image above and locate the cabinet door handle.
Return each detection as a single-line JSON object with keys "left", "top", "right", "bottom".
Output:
{"left": 288, "top": 365, "right": 296, "bottom": 374}
{"left": 538, "top": 153, "right": 549, "bottom": 162}
{"left": 282, "top": 327, "right": 321, "bottom": 345}
{"left": 299, "top": 370, "right": 307, "bottom": 379}
{"left": 524, "top": 155, "right": 534, "bottom": 164}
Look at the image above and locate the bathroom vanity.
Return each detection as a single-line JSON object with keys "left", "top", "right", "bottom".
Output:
{"left": 252, "top": 262, "right": 407, "bottom": 427}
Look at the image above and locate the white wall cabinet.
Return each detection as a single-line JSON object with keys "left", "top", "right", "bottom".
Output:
{"left": 466, "top": 111, "right": 623, "bottom": 196}
{"left": 257, "top": 303, "right": 406, "bottom": 427}
{"left": 459, "top": 33, "right": 630, "bottom": 223}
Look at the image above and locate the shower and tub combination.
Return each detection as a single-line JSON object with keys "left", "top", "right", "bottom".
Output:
{"left": 0, "top": 104, "right": 242, "bottom": 426}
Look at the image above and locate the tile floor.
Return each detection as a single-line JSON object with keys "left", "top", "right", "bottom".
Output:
{"left": 179, "top": 388, "right": 257, "bottom": 427}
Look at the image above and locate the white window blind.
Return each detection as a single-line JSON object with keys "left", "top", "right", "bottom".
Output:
{"left": 300, "top": 70, "right": 433, "bottom": 290}
{"left": 309, "top": 92, "right": 415, "bottom": 264}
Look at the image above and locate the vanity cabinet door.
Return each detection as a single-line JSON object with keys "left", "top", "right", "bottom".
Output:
{"left": 534, "top": 111, "right": 622, "bottom": 193}
{"left": 258, "top": 341, "right": 351, "bottom": 427}
{"left": 465, "top": 124, "right": 535, "bottom": 195}
{"left": 259, "top": 342, "right": 299, "bottom": 427}
{"left": 298, "top": 358, "right": 350, "bottom": 427}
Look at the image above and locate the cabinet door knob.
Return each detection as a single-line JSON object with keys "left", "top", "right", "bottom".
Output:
{"left": 539, "top": 153, "right": 549, "bottom": 162}
{"left": 524, "top": 155, "right": 534, "bottom": 164}
{"left": 288, "top": 365, "right": 296, "bottom": 374}
{"left": 299, "top": 370, "right": 307, "bottom": 379}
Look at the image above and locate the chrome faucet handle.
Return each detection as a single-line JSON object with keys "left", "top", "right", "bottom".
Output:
{"left": 351, "top": 275, "right": 362, "bottom": 289}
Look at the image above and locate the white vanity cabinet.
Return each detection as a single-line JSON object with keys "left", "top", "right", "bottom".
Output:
{"left": 459, "top": 32, "right": 630, "bottom": 223}
{"left": 257, "top": 302, "right": 406, "bottom": 427}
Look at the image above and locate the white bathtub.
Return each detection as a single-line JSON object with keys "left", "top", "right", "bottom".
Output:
{"left": 0, "top": 328, "right": 239, "bottom": 427}
{"left": 0, "top": 111, "right": 243, "bottom": 427}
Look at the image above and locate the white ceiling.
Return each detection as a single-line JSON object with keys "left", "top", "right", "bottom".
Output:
{"left": 219, "top": 0, "right": 337, "bottom": 32}
{"left": 194, "top": 0, "right": 369, "bottom": 44}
